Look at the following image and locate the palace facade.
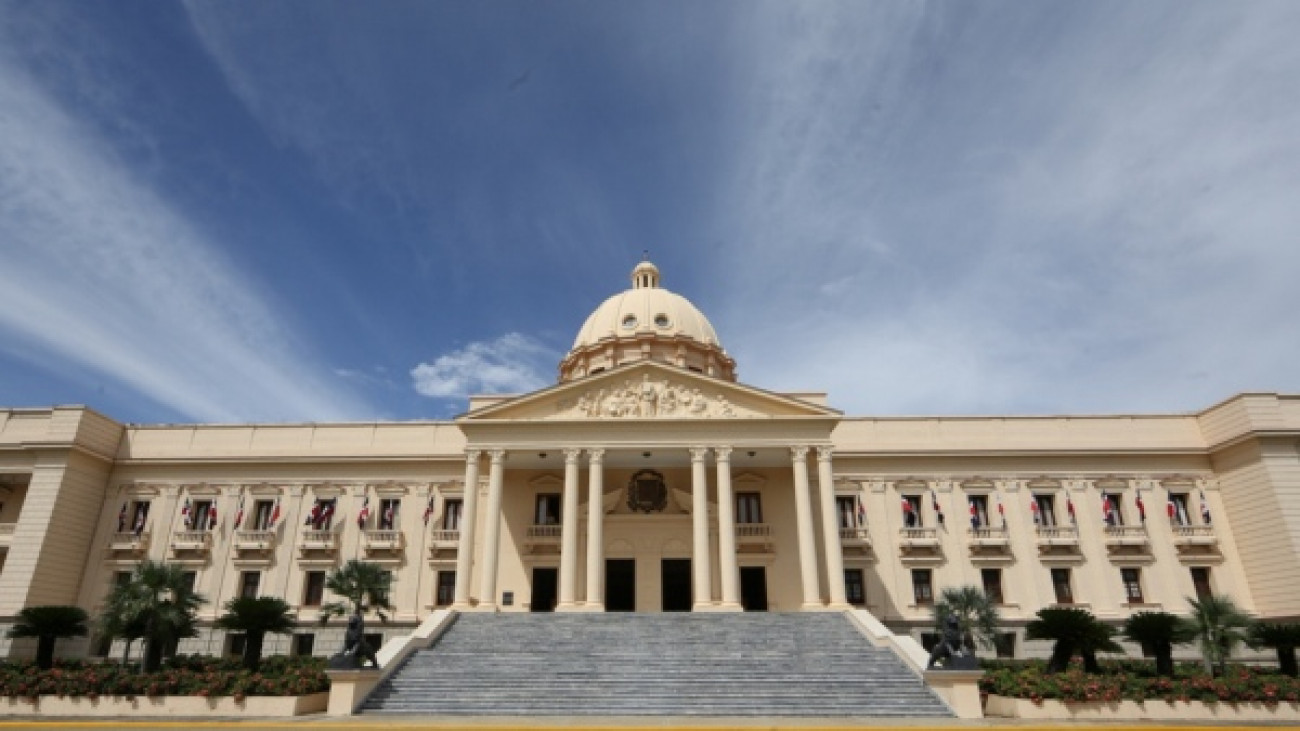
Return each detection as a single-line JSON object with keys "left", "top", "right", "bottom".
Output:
{"left": 1, "top": 261, "right": 1299, "bottom": 660}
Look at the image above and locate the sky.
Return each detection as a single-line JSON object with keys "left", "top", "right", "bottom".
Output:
{"left": 2, "top": 1, "right": 1299, "bottom": 424}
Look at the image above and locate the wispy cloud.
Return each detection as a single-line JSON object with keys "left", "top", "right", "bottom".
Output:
{"left": 0, "top": 52, "right": 371, "bottom": 423}
{"left": 411, "top": 333, "right": 558, "bottom": 399}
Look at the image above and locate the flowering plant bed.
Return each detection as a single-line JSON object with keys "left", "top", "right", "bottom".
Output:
{"left": 980, "top": 658, "right": 1300, "bottom": 704}
{"left": 0, "top": 656, "right": 329, "bottom": 701}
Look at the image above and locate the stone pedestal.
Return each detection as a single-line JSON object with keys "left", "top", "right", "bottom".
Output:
{"left": 923, "top": 669, "right": 984, "bottom": 719}
{"left": 326, "top": 669, "right": 383, "bottom": 715}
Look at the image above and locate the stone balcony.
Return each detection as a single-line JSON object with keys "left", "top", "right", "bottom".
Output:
{"left": 967, "top": 525, "right": 1011, "bottom": 556}
{"left": 839, "top": 526, "right": 872, "bottom": 548}
{"left": 1103, "top": 524, "right": 1150, "bottom": 553}
{"left": 1171, "top": 524, "right": 1219, "bottom": 557}
{"left": 362, "top": 529, "right": 404, "bottom": 556}
{"left": 1035, "top": 525, "right": 1080, "bottom": 554}
{"left": 232, "top": 529, "right": 276, "bottom": 556}
{"left": 107, "top": 531, "right": 150, "bottom": 555}
{"left": 169, "top": 529, "right": 212, "bottom": 557}
{"left": 524, "top": 524, "right": 561, "bottom": 554}
{"left": 735, "top": 523, "right": 774, "bottom": 552}
{"left": 298, "top": 529, "right": 339, "bottom": 556}
{"left": 898, "top": 527, "right": 941, "bottom": 560}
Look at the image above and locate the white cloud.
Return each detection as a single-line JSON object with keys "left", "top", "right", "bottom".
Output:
{"left": 0, "top": 52, "right": 372, "bottom": 422}
{"left": 411, "top": 333, "right": 558, "bottom": 399}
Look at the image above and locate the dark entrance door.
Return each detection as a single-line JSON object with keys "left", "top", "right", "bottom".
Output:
{"left": 605, "top": 559, "right": 636, "bottom": 612}
{"left": 661, "top": 559, "right": 692, "bottom": 612}
{"left": 530, "top": 567, "right": 558, "bottom": 612}
{"left": 740, "top": 566, "right": 768, "bottom": 611}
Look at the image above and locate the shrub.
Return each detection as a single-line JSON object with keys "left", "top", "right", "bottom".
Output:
{"left": 0, "top": 656, "right": 328, "bottom": 698}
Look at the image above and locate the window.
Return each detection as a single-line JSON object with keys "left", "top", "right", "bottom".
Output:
{"left": 180, "top": 571, "right": 197, "bottom": 594}
{"left": 654, "top": 314, "right": 670, "bottom": 328}
{"left": 436, "top": 571, "right": 456, "bottom": 607}
{"left": 1102, "top": 493, "right": 1124, "bottom": 526}
{"left": 902, "top": 495, "right": 923, "bottom": 528}
{"left": 253, "top": 500, "right": 275, "bottom": 530}
{"left": 912, "top": 569, "right": 933, "bottom": 606}
{"left": 1051, "top": 568, "right": 1074, "bottom": 604}
{"left": 534, "top": 494, "right": 561, "bottom": 525}
{"left": 1170, "top": 494, "right": 1192, "bottom": 526}
{"left": 1034, "top": 494, "right": 1057, "bottom": 527}
{"left": 844, "top": 569, "right": 866, "bottom": 606}
{"left": 995, "top": 632, "right": 1016, "bottom": 659}
{"left": 310, "top": 498, "right": 338, "bottom": 530}
{"left": 442, "top": 499, "right": 463, "bottom": 531}
{"left": 835, "top": 496, "right": 859, "bottom": 529}
{"left": 130, "top": 501, "right": 151, "bottom": 534}
{"left": 379, "top": 498, "right": 400, "bottom": 530}
{"left": 293, "top": 633, "right": 315, "bottom": 657}
{"left": 113, "top": 571, "right": 132, "bottom": 588}
{"left": 969, "top": 495, "right": 990, "bottom": 528}
{"left": 364, "top": 633, "right": 384, "bottom": 653}
{"left": 1190, "top": 567, "right": 1213, "bottom": 600}
{"left": 981, "top": 568, "right": 1004, "bottom": 604}
{"left": 226, "top": 633, "right": 247, "bottom": 658}
{"left": 621, "top": 314, "right": 638, "bottom": 329}
{"left": 190, "top": 500, "right": 214, "bottom": 531}
{"left": 239, "top": 571, "right": 260, "bottom": 599}
{"left": 303, "top": 571, "right": 325, "bottom": 606}
{"left": 736, "top": 493, "right": 763, "bottom": 524}
{"left": 1121, "top": 568, "right": 1144, "bottom": 604}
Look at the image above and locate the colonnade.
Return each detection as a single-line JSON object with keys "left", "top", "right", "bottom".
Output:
{"left": 451, "top": 445, "right": 847, "bottom": 611}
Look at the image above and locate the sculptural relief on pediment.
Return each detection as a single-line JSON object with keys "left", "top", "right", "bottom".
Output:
{"left": 553, "top": 374, "right": 758, "bottom": 419}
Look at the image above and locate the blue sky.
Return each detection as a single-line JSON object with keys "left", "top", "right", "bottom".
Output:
{"left": 2, "top": 1, "right": 1299, "bottom": 424}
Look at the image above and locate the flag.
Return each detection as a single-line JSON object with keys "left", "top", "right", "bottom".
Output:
{"left": 318, "top": 500, "right": 335, "bottom": 528}
{"left": 1200, "top": 490, "right": 1212, "bottom": 524}
{"left": 931, "top": 489, "right": 944, "bottom": 524}
{"left": 117, "top": 502, "right": 128, "bottom": 533}
{"left": 969, "top": 500, "right": 979, "bottom": 529}
{"left": 856, "top": 497, "right": 866, "bottom": 527}
{"left": 270, "top": 497, "right": 281, "bottom": 527}
{"left": 1167, "top": 498, "right": 1176, "bottom": 521}
{"left": 1135, "top": 494, "right": 1146, "bottom": 523}
{"left": 382, "top": 500, "right": 395, "bottom": 529}
{"left": 1102, "top": 492, "right": 1116, "bottom": 526}
{"left": 180, "top": 498, "right": 193, "bottom": 529}
{"left": 901, "top": 497, "right": 916, "bottom": 527}
{"left": 1067, "top": 496, "right": 1077, "bottom": 524}
{"left": 234, "top": 496, "right": 245, "bottom": 529}
{"left": 358, "top": 496, "right": 371, "bottom": 528}
{"left": 423, "top": 495, "right": 436, "bottom": 525}
{"left": 305, "top": 499, "right": 321, "bottom": 527}
{"left": 207, "top": 502, "right": 217, "bottom": 529}
{"left": 1030, "top": 498, "right": 1041, "bottom": 526}
{"left": 997, "top": 495, "right": 1006, "bottom": 526}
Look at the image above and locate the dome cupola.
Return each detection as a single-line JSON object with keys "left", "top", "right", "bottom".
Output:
{"left": 560, "top": 260, "right": 736, "bottom": 382}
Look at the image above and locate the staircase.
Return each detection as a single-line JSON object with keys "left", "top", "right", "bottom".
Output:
{"left": 362, "top": 612, "right": 952, "bottom": 716}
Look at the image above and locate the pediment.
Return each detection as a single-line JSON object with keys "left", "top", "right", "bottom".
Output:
{"left": 459, "top": 361, "right": 839, "bottom": 422}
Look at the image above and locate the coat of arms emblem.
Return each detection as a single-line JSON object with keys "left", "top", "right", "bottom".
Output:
{"left": 627, "top": 469, "right": 668, "bottom": 513}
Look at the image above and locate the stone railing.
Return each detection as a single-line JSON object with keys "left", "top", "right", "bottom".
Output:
{"left": 169, "top": 530, "right": 212, "bottom": 552}
{"left": 299, "top": 529, "right": 339, "bottom": 553}
{"left": 839, "top": 527, "right": 872, "bottom": 547}
{"left": 430, "top": 529, "right": 460, "bottom": 546}
{"left": 1103, "top": 524, "right": 1149, "bottom": 547}
{"left": 967, "top": 525, "right": 1010, "bottom": 547}
{"left": 233, "top": 529, "right": 276, "bottom": 552}
{"left": 1034, "top": 525, "right": 1079, "bottom": 545}
{"left": 107, "top": 531, "right": 150, "bottom": 553}
{"left": 898, "top": 527, "right": 939, "bottom": 547}
{"left": 363, "top": 529, "right": 403, "bottom": 553}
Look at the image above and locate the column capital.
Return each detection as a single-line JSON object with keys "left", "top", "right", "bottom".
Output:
{"left": 587, "top": 448, "right": 606, "bottom": 463}
{"left": 790, "top": 445, "right": 810, "bottom": 461}
{"left": 714, "top": 446, "right": 733, "bottom": 461}
{"left": 487, "top": 448, "right": 506, "bottom": 463}
{"left": 816, "top": 445, "right": 834, "bottom": 462}
{"left": 563, "top": 447, "right": 582, "bottom": 463}
{"left": 689, "top": 446, "right": 710, "bottom": 462}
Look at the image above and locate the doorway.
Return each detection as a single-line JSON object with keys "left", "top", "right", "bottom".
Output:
{"left": 530, "top": 567, "right": 558, "bottom": 612}
{"left": 605, "top": 559, "right": 636, "bottom": 612}
{"left": 740, "top": 566, "right": 768, "bottom": 611}
{"left": 660, "top": 559, "right": 692, "bottom": 611}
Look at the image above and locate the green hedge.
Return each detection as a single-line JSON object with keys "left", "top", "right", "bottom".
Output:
{"left": 980, "top": 659, "right": 1300, "bottom": 704}
{"left": 0, "top": 656, "right": 329, "bottom": 701}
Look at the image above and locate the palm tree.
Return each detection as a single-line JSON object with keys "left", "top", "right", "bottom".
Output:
{"left": 98, "top": 591, "right": 148, "bottom": 667}
{"left": 7, "top": 606, "right": 89, "bottom": 669}
{"left": 321, "top": 560, "right": 393, "bottom": 622}
{"left": 216, "top": 596, "right": 298, "bottom": 670}
{"left": 932, "top": 585, "right": 1001, "bottom": 653}
{"left": 99, "top": 560, "right": 206, "bottom": 673}
{"left": 1025, "top": 607, "right": 1124, "bottom": 674}
{"left": 1123, "top": 611, "right": 1193, "bottom": 677}
{"left": 1183, "top": 594, "right": 1251, "bottom": 677}
{"left": 1248, "top": 622, "right": 1300, "bottom": 677}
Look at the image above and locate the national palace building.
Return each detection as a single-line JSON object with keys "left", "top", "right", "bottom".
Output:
{"left": 2, "top": 260, "right": 1299, "bottom": 661}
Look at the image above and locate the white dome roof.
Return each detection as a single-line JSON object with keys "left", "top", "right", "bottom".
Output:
{"left": 570, "top": 262, "right": 722, "bottom": 350}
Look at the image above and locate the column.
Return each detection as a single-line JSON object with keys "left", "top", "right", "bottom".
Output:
{"left": 478, "top": 449, "right": 507, "bottom": 609}
{"left": 690, "top": 447, "right": 713, "bottom": 609}
{"left": 452, "top": 450, "right": 481, "bottom": 607}
{"left": 715, "top": 447, "right": 741, "bottom": 608}
{"left": 790, "top": 446, "right": 822, "bottom": 608}
{"left": 585, "top": 449, "right": 606, "bottom": 609}
{"left": 816, "top": 446, "right": 848, "bottom": 606}
{"left": 557, "top": 447, "right": 582, "bottom": 609}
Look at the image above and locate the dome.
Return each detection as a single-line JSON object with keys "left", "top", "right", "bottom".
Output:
{"left": 559, "top": 260, "right": 735, "bottom": 382}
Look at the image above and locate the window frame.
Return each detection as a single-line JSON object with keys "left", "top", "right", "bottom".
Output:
{"left": 1051, "top": 567, "right": 1074, "bottom": 604}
